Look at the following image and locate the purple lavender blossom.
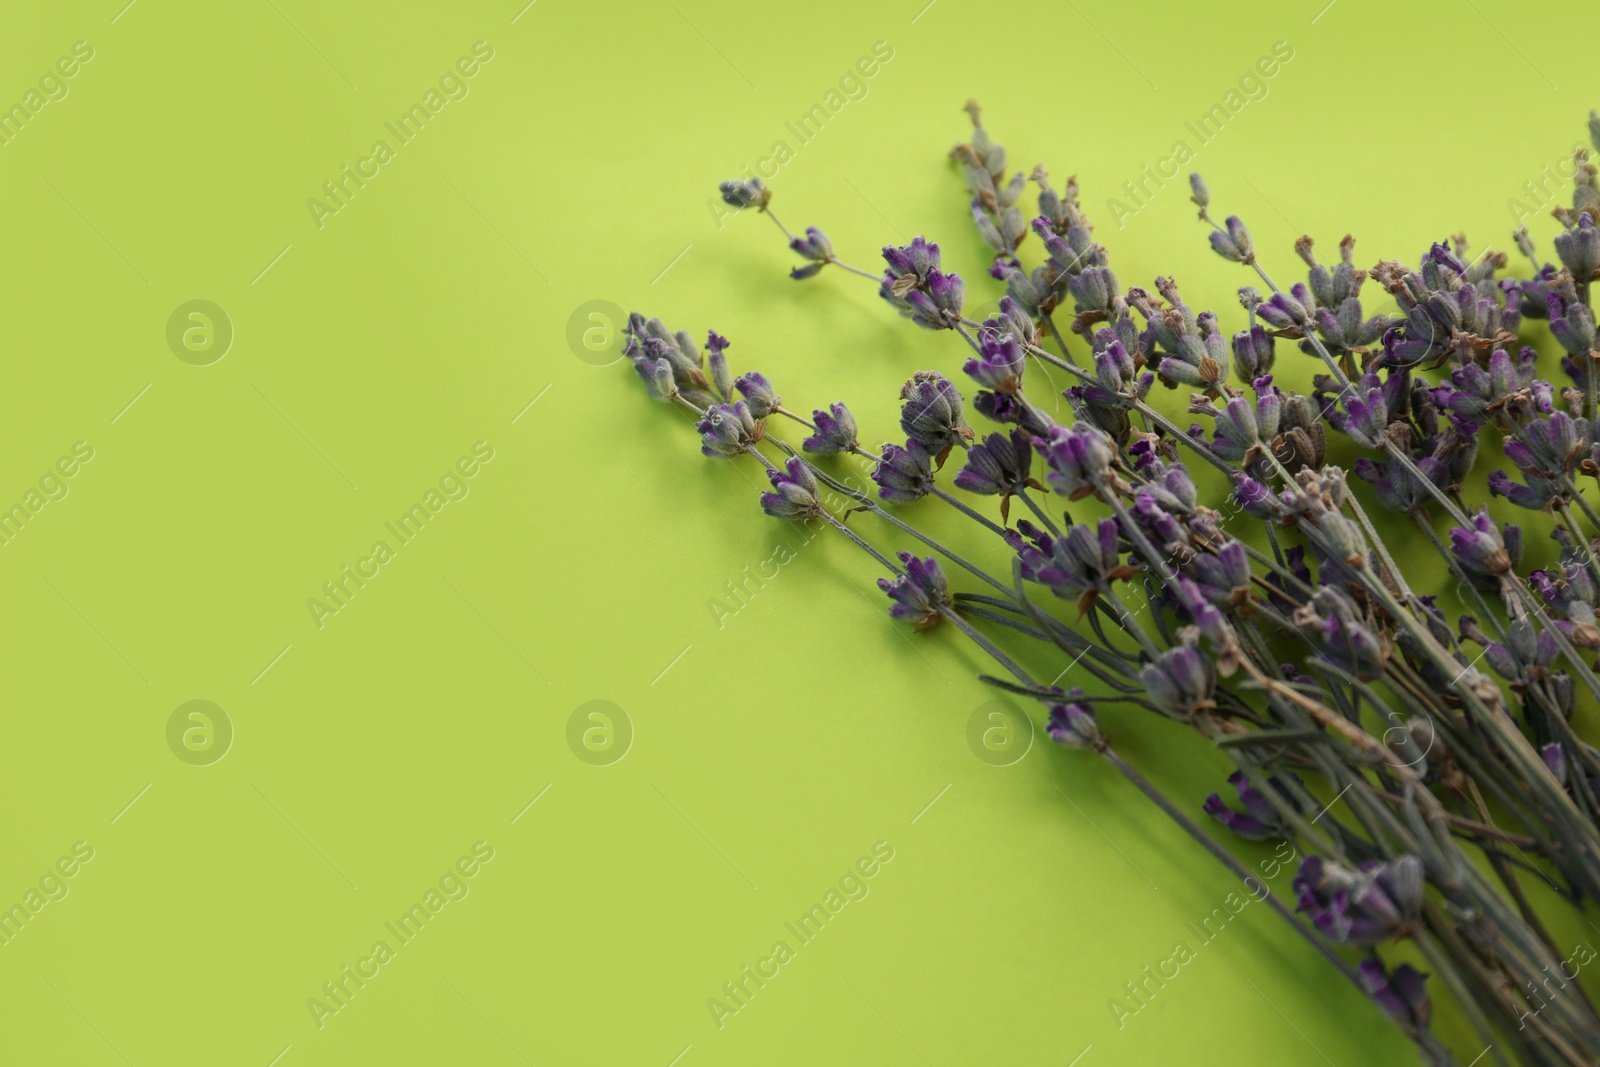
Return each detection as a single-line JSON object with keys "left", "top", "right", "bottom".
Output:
{"left": 1353, "top": 454, "right": 1445, "bottom": 513}
{"left": 1008, "top": 518, "right": 1130, "bottom": 610}
{"left": 973, "top": 389, "right": 1050, "bottom": 435}
{"left": 1325, "top": 373, "right": 1389, "bottom": 449}
{"left": 880, "top": 238, "right": 966, "bottom": 329}
{"left": 1046, "top": 700, "right": 1103, "bottom": 751}
{"left": 1208, "top": 392, "right": 1282, "bottom": 464}
{"left": 718, "top": 177, "right": 769, "bottom": 209}
{"left": 1034, "top": 422, "right": 1118, "bottom": 501}
{"left": 1067, "top": 266, "right": 1118, "bottom": 316}
{"left": 695, "top": 400, "right": 762, "bottom": 459}
{"left": 1449, "top": 508, "right": 1517, "bottom": 581}
{"left": 734, "top": 371, "right": 780, "bottom": 419}
{"left": 878, "top": 552, "right": 950, "bottom": 631}
{"left": 788, "top": 226, "right": 833, "bottom": 280}
{"left": 1190, "top": 540, "right": 1252, "bottom": 609}
{"left": 873, "top": 440, "right": 936, "bottom": 503}
{"left": 963, "top": 332, "right": 1026, "bottom": 394}
{"left": 903, "top": 269, "right": 966, "bottom": 329}
{"left": 900, "top": 372, "right": 971, "bottom": 451}
{"left": 1294, "top": 855, "right": 1423, "bottom": 945}
{"left": 1203, "top": 770, "right": 1288, "bottom": 840}
{"left": 976, "top": 295, "right": 1038, "bottom": 348}
{"left": 1358, "top": 961, "right": 1432, "bottom": 1030}
{"left": 881, "top": 236, "right": 941, "bottom": 287}
{"left": 954, "top": 429, "right": 1034, "bottom": 498}
{"left": 705, "top": 330, "right": 733, "bottom": 399}
{"left": 759, "top": 456, "right": 822, "bottom": 521}
{"left": 634, "top": 356, "right": 677, "bottom": 401}
{"left": 1207, "top": 215, "right": 1254, "bottom": 263}
{"left": 1548, "top": 293, "right": 1596, "bottom": 357}
{"left": 1256, "top": 283, "right": 1314, "bottom": 329}
{"left": 1231, "top": 323, "right": 1276, "bottom": 379}
{"left": 1139, "top": 644, "right": 1216, "bottom": 718}
{"left": 803, "top": 402, "right": 859, "bottom": 455}
{"left": 1554, "top": 213, "right": 1600, "bottom": 282}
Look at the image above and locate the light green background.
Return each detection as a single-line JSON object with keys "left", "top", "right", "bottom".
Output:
{"left": 0, "top": 1, "right": 1594, "bottom": 1064}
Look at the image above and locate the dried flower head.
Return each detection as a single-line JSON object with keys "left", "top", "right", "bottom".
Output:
{"left": 878, "top": 553, "right": 950, "bottom": 631}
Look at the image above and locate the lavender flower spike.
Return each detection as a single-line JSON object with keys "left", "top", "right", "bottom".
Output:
{"left": 878, "top": 552, "right": 950, "bottom": 631}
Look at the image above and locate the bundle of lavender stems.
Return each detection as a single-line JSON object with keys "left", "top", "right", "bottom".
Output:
{"left": 622, "top": 103, "right": 1600, "bottom": 1066}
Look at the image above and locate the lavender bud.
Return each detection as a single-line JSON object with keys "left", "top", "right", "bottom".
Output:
{"left": 718, "top": 178, "right": 769, "bottom": 209}
{"left": 634, "top": 356, "right": 678, "bottom": 402}
{"left": 1036, "top": 422, "right": 1121, "bottom": 501}
{"left": 1203, "top": 770, "right": 1289, "bottom": 840}
{"left": 803, "top": 402, "right": 859, "bottom": 455}
{"left": 1068, "top": 266, "right": 1118, "bottom": 316}
{"left": 789, "top": 225, "right": 833, "bottom": 266}
{"left": 1294, "top": 855, "right": 1423, "bottom": 945}
{"left": 877, "top": 553, "right": 950, "bottom": 631}
{"left": 695, "top": 400, "right": 762, "bottom": 459}
{"left": 1231, "top": 324, "right": 1276, "bottom": 379}
{"left": 1329, "top": 374, "right": 1389, "bottom": 449}
{"left": 1257, "top": 284, "right": 1314, "bottom": 329}
{"left": 734, "top": 371, "right": 780, "bottom": 419}
{"left": 1046, "top": 700, "right": 1103, "bottom": 751}
{"left": 1358, "top": 962, "right": 1432, "bottom": 1030}
{"left": 1190, "top": 540, "right": 1252, "bottom": 609}
{"left": 900, "top": 371, "right": 971, "bottom": 450}
{"left": 706, "top": 330, "right": 733, "bottom": 399}
{"left": 759, "top": 456, "right": 823, "bottom": 521}
{"left": 1231, "top": 472, "right": 1285, "bottom": 520}
{"left": 1208, "top": 215, "right": 1254, "bottom": 263}
{"left": 963, "top": 332, "right": 1026, "bottom": 394}
{"left": 1548, "top": 292, "right": 1597, "bottom": 355}
{"left": 1544, "top": 742, "right": 1569, "bottom": 783}
{"left": 992, "top": 296, "right": 1039, "bottom": 347}
{"left": 881, "top": 236, "right": 941, "bottom": 287}
{"left": 1188, "top": 172, "right": 1210, "bottom": 210}
{"left": 954, "top": 429, "right": 1033, "bottom": 496}
{"left": 873, "top": 440, "right": 936, "bottom": 503}
{"left": 1140, "top": 644, "right": 1216, "bottom": 718}
{"left": 1452, "top": 509, "right": 1516, "bottom": 580}
{"left": 1554, "top": 213, "right": 1600, "bottom": 282}
{"left": 1487, "top": 469, "right": 1559, "bottom": 511}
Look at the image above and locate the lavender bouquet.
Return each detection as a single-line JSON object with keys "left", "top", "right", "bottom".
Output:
{"left": 623, "top": 103, "right": 1600, "bottom": 1066}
